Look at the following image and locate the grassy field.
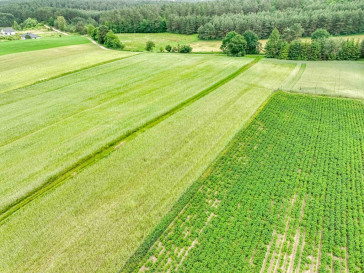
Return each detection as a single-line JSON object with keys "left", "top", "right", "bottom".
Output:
{"left": 131, "top": 92, "right": 364, "bottom": 273}
{"left": 279, "top": 61, "right": 364, "bottom": 99}
{"left": 0, "top": 58, "right": 296, "bottom": 272}
{"left": 117, "top": 33, "right": 221, "bottom": 52}
{"left": 0, "top": 43, "right": 135, "bottom": 92}
{"left": 118, "top": 32, "right": 364, "bottom": 53}
{"left": 0, "top": 53, "right": 249, "bottom": 215}
{"left": 0, "top": 35, "right": 90, "bottom": 56}
{"left": 1, "top": 29, "right": 364, "bottom": 273}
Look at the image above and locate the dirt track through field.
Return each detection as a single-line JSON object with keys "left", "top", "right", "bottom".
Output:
{"left": 0, "top": 57, "right": 261, "bottom": 225}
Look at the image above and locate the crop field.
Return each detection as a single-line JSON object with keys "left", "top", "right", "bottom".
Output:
{"left": 285, "top": 61, "right": 364, "bottom": 99}
{"left": 0, "top": 53, "right": 252, "bottom": 215}
{"left": 1, "top": 32, "right": 363, "bottom": 273}
{"left": 117, "top": 33, "right": 221, "bottom": 52}
{"left": 0, "top": 35, "right": 90, "bottom": 56}
{"left": 131, "top": 92, "right": 364, "bottom": 273}
{"left": 0, "top": 58, "right": 296, "bottom": 272}
{"left": 0, "top": 43, "right": 135, "bottom": 92}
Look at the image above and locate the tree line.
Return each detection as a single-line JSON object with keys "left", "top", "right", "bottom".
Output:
{"left": 265, "top": 28, "right": 364, "bottom": 61}
{"left": 1, "top": 0, "right": 363, "bottom": 40}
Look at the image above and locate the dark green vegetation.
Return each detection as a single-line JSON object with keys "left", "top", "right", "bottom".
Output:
{"left": 131, "top": 92, "right": 364, "bottom": 273}
{"left": 265, "top": 28, "right": 362, "bottom": 61}
{"left": 0, "top": 35, "right": 89, "bottom": 56}
{"left": 1, "top": 0, "right": 363, "bottom": 40}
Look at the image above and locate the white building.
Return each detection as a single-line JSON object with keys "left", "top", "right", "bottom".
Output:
{"left": 1, "top": 27, "right": 16, "bottom": 36}
{"left": 21, "top": 33, "right": 40, "bottom": 40}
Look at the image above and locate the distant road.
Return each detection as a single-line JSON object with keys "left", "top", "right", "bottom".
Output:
{"left": 85, "top": 37, "right": 111, "bottom": 51}
{"left": 44, "top": 25, "right": 111, "bottom": 51}
{"left": 44, "top": 25, "right": 69, "bottom": 36}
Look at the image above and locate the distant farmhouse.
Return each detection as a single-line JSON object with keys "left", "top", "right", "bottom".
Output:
{"left": 1, "top": 27, "right": 16, "bottom": 36}
{"left": 21, "top": 33, "right": 40, "bottom": 40}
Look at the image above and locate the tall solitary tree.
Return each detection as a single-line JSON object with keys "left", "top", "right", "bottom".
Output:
{"left": 265, "top": 28, "right": 282, "bottom": 58}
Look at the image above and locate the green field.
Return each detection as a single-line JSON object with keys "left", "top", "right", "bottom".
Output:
{"left": 118, "top": 32, "right": 364, "bottom": 53}
{"left": 130, "top": 92, "right": 364, "bottom": 273}
{"left": 0, "top": 35, "right": 90, "bottom": 56}
{"left": 0, "top": 53, "right": 251, "bottom": 215}
{"left": 117, "top": 33, "right": 221, "bottom": 52}
{"left": 0, "top": 55, "right": 297, "bottom": 272}
{"left": 0, "top": 34, "right": 364, "bottom": 273}
{"left": 284, "top": 61, "right": 364, "bottom": 99}
{"left": 0, "top": 43, "right": 135, "bottom": 92}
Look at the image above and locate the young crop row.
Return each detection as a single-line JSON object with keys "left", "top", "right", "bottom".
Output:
{"left": 131, "top": 92, "right": 364, "bottom": 272}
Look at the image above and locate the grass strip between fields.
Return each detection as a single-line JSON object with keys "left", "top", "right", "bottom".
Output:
{"left": 121, "top": 88, "right": 272, "bottom": 273}
{"left": 0, "top": 53, "right": 141, "bottom": 96}
{"left": 0, "top": 56, "right": 261, "bottom": 225}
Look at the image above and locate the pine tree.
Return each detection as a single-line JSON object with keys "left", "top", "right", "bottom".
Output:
{"left": 265, "top": 28, "right": 281, "bottom": 58}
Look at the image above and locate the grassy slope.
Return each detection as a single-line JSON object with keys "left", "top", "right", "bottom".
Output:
{"left": 0, "top": 53, "right": 248, "bottom": 214}
{"left": 0, "top": 60, "right": 295, "bottom": 273}
{"left": 131, "top": 92, "right": 364, "bottom": 272}
{"left": 0, "top": 43, "right": 135, "bottom": 92}
{"left": 0, "top": 35, "right": 90, "bottom": 56}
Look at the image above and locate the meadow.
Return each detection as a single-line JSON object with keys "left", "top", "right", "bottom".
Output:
{"left": 117, "top": 33, "right": 221, "bottom": 52}
{"left": 118, "top": 32, "right": 364, "bottom": 53}
{"left": 0, "top": 57, "right": 296, "bottom": 272}
{"left": 0, "top": 35, "right": 90, "bottom": 56}
{"left": 0, "top": 43, "right": 135, "bottom": 92}
{"left": 131, "top": 92, "right": 364, "bottom": 273}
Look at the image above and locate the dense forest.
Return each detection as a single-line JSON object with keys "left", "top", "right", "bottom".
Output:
{"left": 1, "top": 0, "right": 363, "bottom": 39}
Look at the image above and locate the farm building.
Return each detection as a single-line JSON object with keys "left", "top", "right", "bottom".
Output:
{"left": 21, "top": 33, "right": 40, "bottom": 40}
{"left": 1, "top": 27, "right": 16, "bottom": 36}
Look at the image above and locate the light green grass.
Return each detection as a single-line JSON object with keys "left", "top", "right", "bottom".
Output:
{"left": 0, "top": 43, "right": 136, "bottom": 92}
{"left": 0, "top": 35, "right": 90, "bottom": 56}
{"left": 118, "top": 32, "right": 364, "bottom": 53}
{"left": 0, "top": 59, "right": 295, "bottom": 272}
{"left": 117, "top": 33, "right": 221, "bottom": 52}
{"left": 282, "top": 61, "right": 364, "bottom": 99}
{"left": 0, "top": 53, "right": 249, "bottom": 214}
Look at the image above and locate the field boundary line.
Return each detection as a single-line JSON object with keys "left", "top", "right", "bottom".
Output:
{"left": 86, "top": 37, "right": 111, "bottom": 50}
{"left": 0, "top": 57, "right": 261, "bottom": 225}
{"left": 121, "top": 87, "right": 274, "bottom": 273}
{"left": 0, "top": 53, "right": 141, "bottom": 97}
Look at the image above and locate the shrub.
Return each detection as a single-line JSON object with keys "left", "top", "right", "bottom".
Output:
{"left": 104, "top": 30, "right": 124, "bottom": 49}
{"left": 145, "top": 41, "right": 155, "bottom": 51}
{"left": 178, "top": 45, "right": 192, "bottom": 53}
{"left": 311, "top": 29, "right": 330, "bottom": 40}
{"left": 165, "top": 44, "right": 172, "bottom": 52}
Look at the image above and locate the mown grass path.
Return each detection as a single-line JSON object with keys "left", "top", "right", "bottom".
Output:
{"left": 0, "top": 57, "right": 261, "bottom": 224}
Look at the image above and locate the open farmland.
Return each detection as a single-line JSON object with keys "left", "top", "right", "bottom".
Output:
{"left": 284, "top": 61, "right": 364, "bottom": 99}
{"left": 0, "top": 43, "right": 136, "bottom": 92}
{"left": 0, "top": 53, "right": 251, "bottom": 215}
{"left": 0, "top": 58, "right": 296, "bottom": 272}
{"left": 0, "top": 35, "right": 90, "bottom": 56}
{"left": 131, "top": 92, "right": 364, "bottom": 273}
{"left": 117, "top": 33, "right": 221, "bottom": 52}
